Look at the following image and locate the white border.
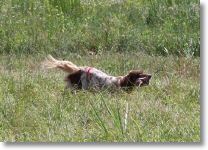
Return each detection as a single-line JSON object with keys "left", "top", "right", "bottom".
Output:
{"left": 201, "top": 0, "right": 208, "bottom": 149}
{"left": 1, "top": 0, "right": 207, "bottom": 149}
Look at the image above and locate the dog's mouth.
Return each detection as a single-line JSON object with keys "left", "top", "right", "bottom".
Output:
{"left": 136, "top": 75, "right": 152, "bottom": 87}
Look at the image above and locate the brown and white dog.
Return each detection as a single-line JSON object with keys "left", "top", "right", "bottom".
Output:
{"left": 42, "top": 55, "right": 151, "bottom": 91}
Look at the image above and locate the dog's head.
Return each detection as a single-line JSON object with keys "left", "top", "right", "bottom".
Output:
{"left": 120, "top": 70, "right": 152, "bottom": 88}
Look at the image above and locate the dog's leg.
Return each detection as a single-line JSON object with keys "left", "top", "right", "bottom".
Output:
{"left": 81, "top": 76, "right": 89, "bottom": 90}
{"left": 79, "top": 74, "right": 89, "bottom": 90}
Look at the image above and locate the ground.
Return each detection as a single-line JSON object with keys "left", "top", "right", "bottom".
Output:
{"left": 0, "top": 52, "right": 200, "bottom": 142}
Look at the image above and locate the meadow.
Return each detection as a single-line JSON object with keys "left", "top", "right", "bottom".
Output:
{"left": 0, "top": 0, "right": 199, "bottom": 56}
{"left": 0, "top": 52, "right": 200, "bottom": 142}
{"left": 0, "top": 0, "right": 200, "bottom": 142}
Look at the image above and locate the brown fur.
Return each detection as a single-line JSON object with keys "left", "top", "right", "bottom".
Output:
{"left": 65, "top": 70, "right": 82, "bottom": 89}
{"left": 119, "top": 70, "right": 151, "bottom": 90}
{"left": 42, "top": 55, "right": 80, "bottom": 73}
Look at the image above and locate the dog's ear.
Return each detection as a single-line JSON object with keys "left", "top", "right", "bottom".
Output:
{"left": 120, "top": 70, "right": 147, "bottom": 88}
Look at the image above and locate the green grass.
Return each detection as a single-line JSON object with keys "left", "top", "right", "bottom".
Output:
{"left": 0, "top": 0, "right": 199, "bottom": 56}
{"left": 0, "top": 52, "right": 200, "bottom": 142}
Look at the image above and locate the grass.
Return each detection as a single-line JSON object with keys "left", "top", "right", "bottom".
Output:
{"left": 0, "top": 52, "right": 200, "bottom": 142}
{"left": 0, "top": 0, "right": 199, "bottom": 56}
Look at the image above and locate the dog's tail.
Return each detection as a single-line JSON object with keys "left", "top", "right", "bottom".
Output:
{"left": 42, "top": 55, "right": 80, "bottom": 74}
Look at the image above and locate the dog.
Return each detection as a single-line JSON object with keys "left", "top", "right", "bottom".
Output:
{"left": 42, "top": 55, "right": 151, "bottom": 91}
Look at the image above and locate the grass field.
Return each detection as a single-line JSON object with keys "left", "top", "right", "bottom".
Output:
{"left": 0, "top": 0, "right": 199, "bottom": 56}
{"left": 0, "top": 52, "right": 200, "bottom": 142}
{"left": 0, "top": 0, "right": 200, "bottom": 142}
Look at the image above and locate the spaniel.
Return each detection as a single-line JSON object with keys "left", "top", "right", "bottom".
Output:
{"left": 42, "top": 55, "right": 151, "bottom": 91}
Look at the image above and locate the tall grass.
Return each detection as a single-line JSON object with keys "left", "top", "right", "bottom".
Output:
{"left": 0, "top": 0, "right": 199, "bottom": 56}
{"left": 0, "top": 52, "right": 200, "bottom": 142}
